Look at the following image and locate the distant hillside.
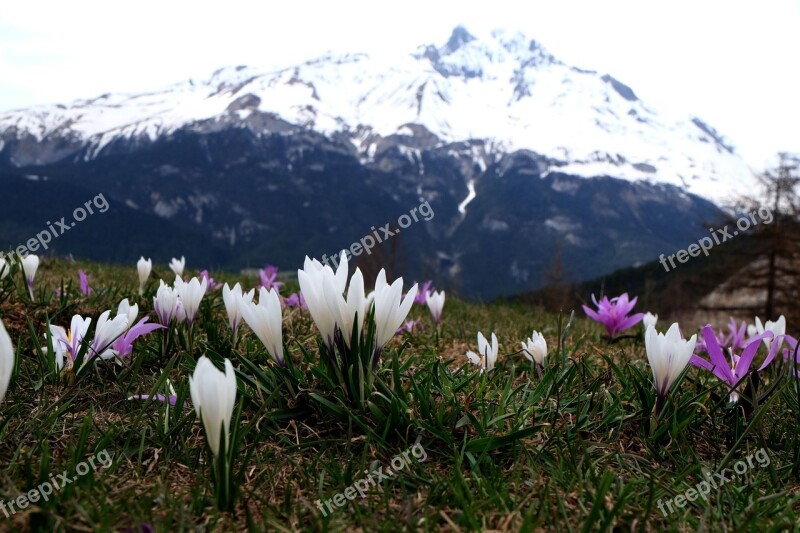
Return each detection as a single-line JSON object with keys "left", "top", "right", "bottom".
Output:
{"left": 515, "top": 225, "right": 764, "bottom": 323}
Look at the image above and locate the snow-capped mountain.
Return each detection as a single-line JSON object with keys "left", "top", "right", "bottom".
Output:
{"left": 0, "top": 26, "right": 751, "bottom": 204}
{"left": 0, "top": 27, "right": 745, "bottom": 298}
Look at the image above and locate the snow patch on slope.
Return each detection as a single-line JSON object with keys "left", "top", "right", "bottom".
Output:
{"left": 459, "top": 180, "right": 477, "bottom": 214}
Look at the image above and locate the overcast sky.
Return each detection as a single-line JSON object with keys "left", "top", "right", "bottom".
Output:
{"left": 1, "top": 0, "right": 798, "bottom": 169}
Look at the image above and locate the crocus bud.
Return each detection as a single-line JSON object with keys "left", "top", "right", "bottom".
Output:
{"left": 189, "top": 356, "right": 237, "bottom": 458}
{"left": 426, "top": 290, "right": 445, "bottom": 325}
{"left": 646, "top": 323, "right": 696, "bottom": 414}
{"left": 222, "top": 283, "right": 254, "bottom": 335}
{"left": 240, "top": 287, "right": 284, "bottom": 365}
{"left": 137, "top": 257, "right": 152, "bottom": 295}
{"left": 22, "top": 254, "right": 40, "bottom": 298}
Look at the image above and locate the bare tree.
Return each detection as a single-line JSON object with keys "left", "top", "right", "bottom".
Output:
{"left": 697, "top": 153, "right": 800, "bottom": 322}
{"left": 753, "top": 153, "right": 800, "bottom": 317}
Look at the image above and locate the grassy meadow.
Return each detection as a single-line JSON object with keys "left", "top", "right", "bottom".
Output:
{"left": 0, "top": 258, "right": 798, "bottom": 532}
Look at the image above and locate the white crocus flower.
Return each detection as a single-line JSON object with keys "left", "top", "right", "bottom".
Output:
{"left": 48, "top": 324, "right": 69, "bottom": 371}
{"left": 222, "top": 283, "right": 254, "bottom": 335}
{"left": 47, "top": 311, "right": 127, "bottom": 369}
{"left": 0, "top": 319, "right": 15, "bottom": 404}
{"left": 169, "top": 256, "right": 186, "bottom": 277}
{"left": 153, "top": 280, "right": 181, "bottom": 326}
{"left": 645, "top": 323, "right": 697, "bottom": 413}
{"left": 240, "top": 287, "right": 284, "bottom": 365}
{"left": 426, "top": 290, "right": 445, "bottom": 325}
{"left": 324, "top": 267, "right": 367, "bottom": 348}
{"left": 189, "top": 356, "right": 237, "bottom": 458}
{"left": 372, "top": 269, "right": 417, "bottom": 351}
{"left": 49, "top": 315, "right": 92, "bottom": 371}
{"left": 175, "top": 276, "right": 207, "bottom": 325}
{"left": 0, "top": 256, "right": 11, "bottom": 281}
{"left": 467, "top": 332, "right": 499, "bottom": 372}
{"left": 298, "top": 257, "right": 340, "bottom": 348}
{"left": 92, "top": 310, "right": 129, "bottom": 360}
{"left": 643, "top": 312, "right": 658, "bottom": 332}
{"left": 137, "top": 257, "right": 152, "bottom": 295}
{"left": 521, "top": 331, "right": 547, "bottom": 366}
{"left": 117, "top": 298, "right": 139, "bottom": 329}
{"left": 754, "top": 315, "right": 786, "bottom": 353}
{"left": 22, "top": 254, "right": 40, "bottom": 299}
{"left": 318, "top": 251, "right": 350, "bottom": 293}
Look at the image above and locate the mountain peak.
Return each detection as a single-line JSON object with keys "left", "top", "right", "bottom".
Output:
{"left": 414, "top": 27, "right": 560, "bottom": 80}
{"left": 443, "top": 26, "right": 477, "bottom": 55}
{"left": 0, "top": 26, "right": 754, "bottom": 205}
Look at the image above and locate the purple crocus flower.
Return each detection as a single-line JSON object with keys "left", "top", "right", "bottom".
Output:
{"left": 198, "top": 270, "right": 221, "bottom": 291}
{"left": 711, "top": 318, "right": 749, "bottom": 352}
{"left": 724, "top": 318, "right": 749, "bottom": 351}
{"left": 776, "top": 335, "right": 800, "bottom": 377}
{"left": 112, "top": 318, "right": 164, "bottom": 358}
{"left": 78, "top": 269, "right": 93, "bottom": 295}
{"left": 690, "top": 325, "right": 779, "bottom": 403}
{"left": 582, "top": 293, "right": 644, "bottom": 338}
{"left": 414, "top": 281, "right": 433, "bottom": 305}
{"left": 259, "top": 265, "right": 284, "bottom": 291}
{"left": 396, "top": 319, "right": 422, "bottom": 334}
{"left": 696, "top": 318, "right": 751, "bottom": 355}
{"left": 285, "top": 291, "right": 307, "bottom": 310}
{"left": 694, "top": 331, "right": 727, "bottom": 355}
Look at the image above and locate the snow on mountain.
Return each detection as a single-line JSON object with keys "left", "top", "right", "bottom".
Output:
{"left": 0, "top": 26, "right": 753, "bottom": 204}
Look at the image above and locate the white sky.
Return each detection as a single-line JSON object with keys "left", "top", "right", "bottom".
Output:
{"left": 0, "top": 0, "right": 798, "bottom": 169}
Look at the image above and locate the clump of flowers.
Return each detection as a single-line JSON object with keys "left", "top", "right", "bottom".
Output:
{"left": 297, "top": 252, "right": 417, "bottom": 402}
{"left": 695, "top": 318, "right": 749, "bottom": 355}
{"left": 691, "top": 324, "right": 781, "bottom": 404}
